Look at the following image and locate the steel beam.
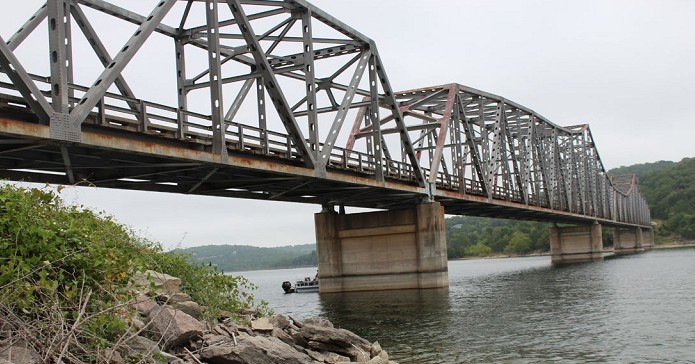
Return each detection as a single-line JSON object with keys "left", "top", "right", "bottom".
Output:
{"left": 225, "top": 0, "right": 315, "bottom": 168}
{"left": 70, "top": 0, "right": 177, "bottom": 125}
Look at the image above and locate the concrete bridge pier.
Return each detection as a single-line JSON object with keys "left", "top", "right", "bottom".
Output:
{"left": 614, "top": 226, "right": 655, "bottom": 254}
{"left": 613, "top": 227, "right": 643, "bottom": 254}
{"left": 550, "top": 223, "right": 604, "bottom": 264}
{"left": 315, "top": 202, "right": 449, "bottom": 293}
{"left": 642, "top": 227, "right": 655, "bottom": 250}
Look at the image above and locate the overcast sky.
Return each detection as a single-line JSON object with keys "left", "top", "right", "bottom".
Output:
{"left": 2, "top": 1, "right": 693, "bottom": 249}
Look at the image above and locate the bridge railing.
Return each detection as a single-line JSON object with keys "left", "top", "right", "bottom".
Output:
{"left": 0, "top": 75, "right": 651, "bottom": 226}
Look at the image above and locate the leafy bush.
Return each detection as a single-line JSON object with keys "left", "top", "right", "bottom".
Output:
{"left": 144, "top": 249, "right": 272, "bottom": 322}
{"left": 0, "top": 184, "right": 268, "bottom": 361}
{"left": 464, "top": 242, "right": 492, "bottom": 257}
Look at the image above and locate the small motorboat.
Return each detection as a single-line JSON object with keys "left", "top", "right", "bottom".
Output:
{"left": 282, "top": 276, "right": 319, "bottom": 293}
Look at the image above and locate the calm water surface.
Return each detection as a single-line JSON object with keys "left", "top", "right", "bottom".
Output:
{"left": 238, "top": 248, "right": 695, "bottom": 363}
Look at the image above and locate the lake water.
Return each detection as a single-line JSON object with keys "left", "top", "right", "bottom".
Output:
{"left": 237, "top": 248, "right": 695, "bottom": 363}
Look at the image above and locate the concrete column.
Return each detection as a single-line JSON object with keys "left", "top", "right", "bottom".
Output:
{"left": 642, "top": 227, "right": 655, "bottom": 249}
{"left": 614, "top": 227, "right": 644, "bottom": 255}
{"left": 315, "top": 202, "right": 448, "bottom": 293}
{"left": 550, "top": 223, "right": 603, "bottom": 264}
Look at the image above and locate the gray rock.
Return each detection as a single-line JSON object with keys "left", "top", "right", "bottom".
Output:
{"left": 311, "top": 350, "right": 350, "bottom": 364}
{"left": 148, "top": 306, "right": 205, "bottom": 349}
{"left": 203, "top": 333, "right": 232, "bottom": 346}
{"left": 367, "top": 356, "right": 386, "bottom": 364}
{"left": 0, "top": 341, "right": 40, "bottom": 364}
{"left": 269, "top": 314, "right": 290, "bottom": 330}
{"left": 131, "top": 270, "right": 182, "bottom": 295}
{"left": 299, "top": 323, "right": 371, "bottom": 356}
{"left": 131, "top": 293, "right": 158, "bottom": 315}
{"left": 304, "top": 317, "right": 334, "bottom": 328}
{"left": 126, "top": 335, "right": 163, "bottom": 355}
{"left": 251, "top": 317, "right": 274, "bottom": 331}
{"left": 200, "top": 332, "right": 318, "bottom": 364}
{"left": 157, "top": 292, "right": 192, "bottom": 305}
{"left": 291, "top": 330, "right": 309, "bottom": 348}
{"left": 271, "top": 327, "right": 295, "bottom": 346}
{"left": 370, "top": 341, "right": 382, "bottom": 358}
{"left": 172, "top": 300, "right": 203, "bottom": 320}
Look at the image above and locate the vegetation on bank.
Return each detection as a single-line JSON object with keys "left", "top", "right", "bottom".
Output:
{"left": 0, "top": 184, "right": 268, "bottom": 362}
{"left": 631, "top": 157, "right": 695, "bottom": 240}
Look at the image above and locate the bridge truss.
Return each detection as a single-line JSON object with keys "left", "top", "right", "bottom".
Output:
{"left": 0, "top": 0, "right": 650, "bottom": 228}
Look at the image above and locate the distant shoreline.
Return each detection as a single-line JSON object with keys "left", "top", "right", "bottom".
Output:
{"left": 653, "top": 242, "right": 695, "bottom": 250}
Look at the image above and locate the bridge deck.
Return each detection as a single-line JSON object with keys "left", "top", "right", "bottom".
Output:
{"left": 0, "top": 94, "right": 644, "bottom": 229}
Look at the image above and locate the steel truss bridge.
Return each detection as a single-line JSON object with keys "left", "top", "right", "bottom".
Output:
{"left": 0, "top": 0, "right": 650, "bottom": 228}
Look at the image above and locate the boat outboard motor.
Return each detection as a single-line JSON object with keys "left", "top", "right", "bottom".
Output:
{"left": 282, "top": 281, "right": 294, "bottom": 294}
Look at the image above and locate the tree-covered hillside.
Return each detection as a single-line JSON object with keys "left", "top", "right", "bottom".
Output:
{"left": 623, "top": 157, "right": 695, "bottom": 240}
{"left": 607, "top": 160, "right": 675, "bottom": 180}
{"left": 179, "top": 244, "right": 317, "bottom": 272}
{"left": 446, "top": 216, "right": 549, "bottom": 258}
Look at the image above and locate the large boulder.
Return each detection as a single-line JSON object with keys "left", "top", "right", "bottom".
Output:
{"left": 148, "top": 306, "right": 205, "bottom": 349}
{"left": 298, "top": 323, "right": 371, "bottom": 361}
{"left": 172, "top": 300, "right": 203, "bottom": 320}
{"left": 131, "top": 270, "right": 181, "bottom": 295}
{"left": 200, "top": 332, "right": 319, "bottom": 364}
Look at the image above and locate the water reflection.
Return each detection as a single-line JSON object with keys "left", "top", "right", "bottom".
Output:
{"left": 239, "top": 250, "right": 695, "bottom": 363}
{"left": 319, "top": 288, "right": 451, "bottom": 361}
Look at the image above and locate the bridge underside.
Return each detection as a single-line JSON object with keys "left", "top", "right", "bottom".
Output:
{"left": 0, "top": 107, "right": 644, "bottom": 230}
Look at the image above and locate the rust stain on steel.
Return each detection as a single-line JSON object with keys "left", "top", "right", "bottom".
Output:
{"left": 0, "top": 116, "right": 425, "bottom": 195}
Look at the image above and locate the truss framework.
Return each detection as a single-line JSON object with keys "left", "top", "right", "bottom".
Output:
{"left": 347, "top": 84, "right": 650, "bottom": 225}
{"left": 0, "top": 0, "right": 651, "bottom": 227}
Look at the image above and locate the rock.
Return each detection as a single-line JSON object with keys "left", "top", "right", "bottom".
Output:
{"left": 172, "top": 300, "right": 203, "bottom": 320}
{"left": 200, "top": 332, "right": 318, "bottom": 364}
{"left": 269, "top": 314, "right": 290, "bottom": 330}
{"left": 305, "top": 349, "right": 326, "bottom": 362}
{"left": 126, "top": 335, "right": 162, "bottom": 355}
{"left": 378, "top": 350, "right": 389, "bottom": 362}
{"left": 131, "top": 293, "right": 158, "bottom": 315}
{"left": 304, "top": 317, "right": 334, "bottom": 328}
{"left": 367, "top": 357, "right": 386, "bottom": 364}
{"left": 370, "top": 341, "right": 382, "bottom": 358}
{"left": 291, "top": 330, "right": 309, "bottom": 348}
{"left": 306, "top": 342, "right": 367, "bottom": 362}
{"left": 272, "top": 327, "right": 295, "bottom": 346}
{"left": 0, "top": 341, "right": 40, "bottom": 364}
{"left": 299, "top": 323, "right": 371, "bottom": 359}
{"left": 156, "top": 292, "right": 192, "bottom": 305}
{"left": 131, "top": 270, "right": 182, "bottom": 295}
{"left": 320, "top": 351, "right": 351, "bottom": 364}
{"left": 203, "top": 333, "right": 232, "bottom": 346}
{"left": 148, "top": 306, "right": 205, "bottom": 349}
{"left": 251, "top": 317, "right": 274, "bottom": 331}
{"left": 305, "top": 350, "right": 351, "bottom": 364}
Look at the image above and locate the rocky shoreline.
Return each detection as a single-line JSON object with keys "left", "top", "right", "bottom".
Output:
{"left": 1, "top": 270, "right": 397, "bottom": 364}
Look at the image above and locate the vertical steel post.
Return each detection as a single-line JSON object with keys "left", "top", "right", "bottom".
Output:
{"left": 205, "top": 0, "right": 227, "bottom": 159}
{"left": 301, "top": 10, "right": 319, "bottom": 162}
{"left": 48, "top": 0, "right": 70, "bottom": 114}
{"left": 368, "top": 54, "right": 383, "bottom": 181}
{"left": 174, "top": 37, "right": 188, "bottom": 139}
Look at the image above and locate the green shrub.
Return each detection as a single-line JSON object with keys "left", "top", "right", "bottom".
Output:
{"left": 0, "top": 184, "right": 268, "bottom": 361}
{"left": 143, "top": 249, "right": 272, "bottom": 322}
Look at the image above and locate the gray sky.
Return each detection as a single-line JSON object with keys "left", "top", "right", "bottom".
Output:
{"left": 2, "top": 1, "right": 694, "bottom": 249}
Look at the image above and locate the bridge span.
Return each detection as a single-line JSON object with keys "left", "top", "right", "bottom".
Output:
{"left": 0, "top": 0, "right": 652, "bottom": 292}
